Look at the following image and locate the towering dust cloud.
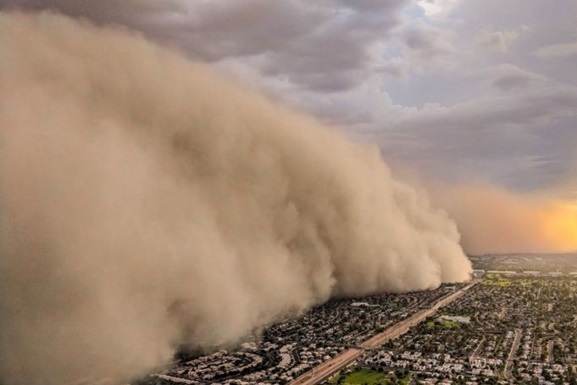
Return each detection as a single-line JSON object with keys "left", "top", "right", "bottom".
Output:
{"left": 0, "top": 12, "right": 471, "bottom": 385}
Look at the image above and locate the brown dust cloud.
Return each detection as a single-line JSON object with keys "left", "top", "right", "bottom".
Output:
{"left": 0, "top": 12, "right": 471, "bottom": 385}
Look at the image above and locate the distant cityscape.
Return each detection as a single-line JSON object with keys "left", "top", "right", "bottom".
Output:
{"left": 137, "top": 254, "right": 577, "bottom": 385}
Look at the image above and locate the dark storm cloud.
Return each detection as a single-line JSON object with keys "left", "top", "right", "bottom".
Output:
{"left": 402, "top": 22, "right": 454, "bottom": 60}
{"left": 372, "top": 86, "right": 577, "bottom": 189}
{"left": 486, "top": 64, "right": 547, "bottom": 92}
{"left": 0, "top": 0, "right": 409, "bottom": 93}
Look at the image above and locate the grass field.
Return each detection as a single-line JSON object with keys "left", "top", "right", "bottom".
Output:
{"left": 329, "top": 369, "right": 410, "bottom": 385}
{"left": 483, "top": 274, "right": 538, "bottom": 287}
{"left": 483, "top": 274, "right": 513, "bottom": 286}
{"left": 426, "top": 319, "right": 459, "bottom": 328}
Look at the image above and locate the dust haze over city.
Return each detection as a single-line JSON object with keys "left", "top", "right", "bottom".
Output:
{"left": 0, "top": 2, "right": 576, "bottom": 385}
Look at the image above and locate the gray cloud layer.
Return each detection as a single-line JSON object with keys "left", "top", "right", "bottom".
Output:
{"left": 1, "top": 0, "right": 576, "bottom": 193}
{"left": 0, "top": 13, "right": 471, "bottom": 385}
{"left": 0, "top": 0, "right": 408, "bottom": 93}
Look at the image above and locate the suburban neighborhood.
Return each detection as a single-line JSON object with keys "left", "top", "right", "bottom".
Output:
{"left": 137, "top": 255, "right": 577, "bottom": 385}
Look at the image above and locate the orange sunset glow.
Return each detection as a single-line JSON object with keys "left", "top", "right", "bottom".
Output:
{"left": 542, "top": 203, "right": 577, "bottom": 252}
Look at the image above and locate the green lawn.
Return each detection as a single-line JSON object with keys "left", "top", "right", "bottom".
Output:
{"left": 426, "top": 320, "right": 459, "bottom": 328}
{"left": 483, "top": 275, "right": 537, "bottom": 287}
{"left": 330, "top": 369, "right": 410, "bottom": 385}
{"left": 483, "top": 274, "right": 512, "bottom": 286}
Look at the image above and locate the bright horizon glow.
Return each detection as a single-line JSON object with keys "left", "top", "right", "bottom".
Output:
{"left": 541, "top": 202, "right": 577, "bottom": 252}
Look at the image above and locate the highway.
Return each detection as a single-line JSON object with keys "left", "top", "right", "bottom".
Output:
{"left": 289, "top": 280, "right": 479, "bottom": 385}
{"left": 503, "top": 328, "right": 522, "bottom": 380}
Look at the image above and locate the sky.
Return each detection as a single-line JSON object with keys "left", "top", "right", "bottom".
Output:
{"left": 2, "top": 0, "right": 577, "bottom": 196}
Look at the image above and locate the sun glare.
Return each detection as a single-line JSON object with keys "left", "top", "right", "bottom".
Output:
{"left": 542, "top": 203, "right": 577, "bottom": 252}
